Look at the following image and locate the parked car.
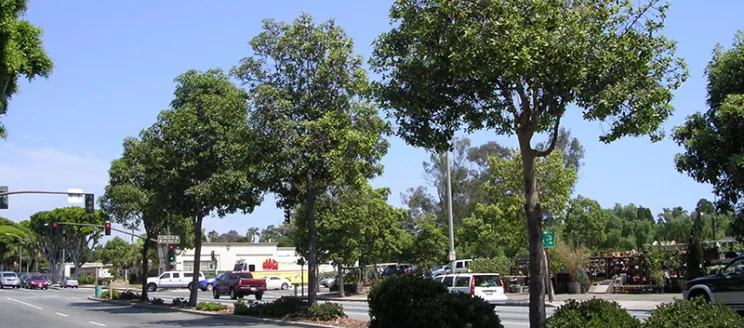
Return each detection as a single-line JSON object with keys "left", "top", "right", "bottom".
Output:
{"left": 264, "top": 276, "right": 292, "bottom": 290}
{"left": 381, "top": 264, "right": 414, "bottom": 277}
{"left": 213, "top": 271, "right": 267, "bottom": 300}
{"left": 683, "top": 256, "right": 744, "bottom": 311}
{"left": 23, "top": 274, "right": 49, "bottom": 290}
{"left": 0, "top": 272, "right": 21, "bottom": 289}
{"left": 146, "top": 271, "right": 205, "bottom": 292}
{"left": 61, "top": 276, "right": 79, "bottom": 288}
{"left": 320, "top": 275, "right": 336, "bottom": 288}
{"left": 199, "top": 273, "right": 224, "bottom": 291}
{"left": 434, "top": 273, "right": 507, "bottom": 308}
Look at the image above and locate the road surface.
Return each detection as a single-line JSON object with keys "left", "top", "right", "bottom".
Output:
{"left": 3, "top": 287, "right": 651, "bottom": 328}
{"left": 0, "top": 287, "right": 301, "bottom": 328}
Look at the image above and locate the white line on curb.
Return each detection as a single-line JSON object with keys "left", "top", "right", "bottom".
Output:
{"left": 6, "top": 297, "right": 42, "bottom": 310}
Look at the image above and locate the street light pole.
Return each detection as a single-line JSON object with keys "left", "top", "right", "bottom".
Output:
{"left": 445, "top": 150, "right": 456, "bottom": 271}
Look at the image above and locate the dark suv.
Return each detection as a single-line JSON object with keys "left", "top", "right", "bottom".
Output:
{"left": 683, "top": 256, "right": 744, "bottom": 311}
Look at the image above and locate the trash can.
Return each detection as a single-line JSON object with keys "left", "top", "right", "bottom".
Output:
{"left": 95, "top": 285, "right": 102, "bottom": 298}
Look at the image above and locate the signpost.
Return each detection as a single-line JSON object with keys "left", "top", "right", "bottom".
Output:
{"left": 67, "top": 188, "right": 84, "bottom": 204}
{"left": 449, "top": 251, "right": 457, "bottom": 262}
{"left": 157, "top": 235, "right": 180, "bottom": 245}
{"left": 0, "top": 186, "right": 7, "bottom": 210}
{"left": 543, "top": 230, "right": 556, "bottom": 248}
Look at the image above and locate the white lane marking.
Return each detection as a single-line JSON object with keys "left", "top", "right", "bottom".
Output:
{"left": 55, "top": 312, "right": 69, "bottom": 317}
{"left": 6, "top": 297, "right": 43, "bottom": 310}
{"left": 89, "top": 321, "right": 106, "bottom": 327}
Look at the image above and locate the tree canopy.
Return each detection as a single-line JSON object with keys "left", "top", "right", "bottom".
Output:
{"left": 232, "top": 13, "right": 390, "bottom": 304}
{"left": 371, "top": 1, "right": 687, "bottom": 325}
{"left": 0, "top": 0, "right": 53, "bottom": 138}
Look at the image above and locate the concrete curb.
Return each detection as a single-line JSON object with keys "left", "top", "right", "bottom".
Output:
{"left": 86, "top": 296, "right": 342, "bottom": 328}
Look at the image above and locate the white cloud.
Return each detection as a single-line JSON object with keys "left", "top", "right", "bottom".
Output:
{"left": 0, "top": 144, "right": 110, "bottom": 223}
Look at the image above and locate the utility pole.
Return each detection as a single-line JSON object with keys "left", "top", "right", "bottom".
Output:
{"left": 445, "top": 150, "right": 456, "bottom": 271}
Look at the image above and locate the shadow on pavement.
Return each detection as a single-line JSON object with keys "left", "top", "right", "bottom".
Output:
{"left": 147, "top": 317, "right": 300, "bottom": 327}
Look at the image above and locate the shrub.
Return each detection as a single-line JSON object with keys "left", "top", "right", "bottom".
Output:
{"left": 118, "top": 291, "right": 140, "bottom": 300}
{"left": 545, "top": 299, "right": 642, "bottom": 328}
{"left": 644, "top": 298, "right": 744, "bottom": 328}
{"left": 469, "top": 255, "right": 511, "bottom": 274}
{"left": 575, "top": 267, "right": 590, "bottom": 293}
{"left": 151, "top": 298, "right": 164, "bottom": 305}
{"left": 100, "top": 290, "right": 121, "bottom": 299}
{"left": 306, "top": 302, "right": 346, "bottom": 321}
{"left": 368, "top": 274, "right": 447, "bottom": 327}
{"left": 368, "top": 274, "right": 502, "bottom": 328}
{"left": 233, "top": 299, "right": 253, "bottom": 315}
{"left": 233, "top": 296, "right": 307, "bottom": 318}
{"left": 196, "top": 302, "right": 228, "bottom": 312}
{"left": 77, "top": 274, "right": 94, "bottom": 285}
{"left": 172, "top": 297, "right": 186, "bottom": 306}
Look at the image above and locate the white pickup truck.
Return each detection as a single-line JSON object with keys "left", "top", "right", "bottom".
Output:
{"left": 146, "top": 271, "right": 205, "bottom": 292}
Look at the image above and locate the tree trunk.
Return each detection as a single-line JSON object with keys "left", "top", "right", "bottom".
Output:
{"left": 306, "top": 183, "right": 319, "bottom": 304}
{"left": 337, "top": 263, "right": 345, "bottom": 297}
{"left": 141, "top": 238, "right": 150, "bottom": 301}
{"left": 518, "top": 139, "right": 546, "bottom": 328}
{"left": 188, "top": 215, "right": 204, "bottom": 307}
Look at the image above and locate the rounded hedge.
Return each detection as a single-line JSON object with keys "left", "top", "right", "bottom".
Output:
{"left": 644, "top": 297, "right": 744, "bottom": 328}
{"left": 545, "top": 299, "right": 642, "bottom": 328}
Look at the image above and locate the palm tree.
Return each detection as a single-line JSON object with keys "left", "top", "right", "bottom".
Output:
{"left": 245, "top": 227, "right": 260, "bottom": 243}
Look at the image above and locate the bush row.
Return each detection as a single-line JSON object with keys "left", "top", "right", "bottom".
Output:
{"left": 195, "top": 302, "right": 228, "bottom": 312}
{"left": 546, "top": 297, "right": 744, "bottom": 328}
{"left": 99, "top": 290, "right": 140, "bottom": 300}
{"left": 233, "top": 297, "right": 345, "bottom": 321}
{"left": 367, "top": 275, "right": 503, "bottom": 328}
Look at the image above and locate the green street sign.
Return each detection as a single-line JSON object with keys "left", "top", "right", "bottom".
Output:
{"left": 543, "top": 230, "right": 555, "bottom": 248}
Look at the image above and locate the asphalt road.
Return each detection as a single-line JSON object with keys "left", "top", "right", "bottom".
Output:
{"left": 5, "top": 287, "right": 652, "bottom": 328}
{"left": 0, "top": 287, "right": 304, "bottom": 328}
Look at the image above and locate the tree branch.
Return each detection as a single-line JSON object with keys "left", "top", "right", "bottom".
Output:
{"left": 533, "top": 115, "right": 562, "bottom": 158}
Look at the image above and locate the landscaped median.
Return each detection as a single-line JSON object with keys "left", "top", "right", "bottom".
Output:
{"left": 87, "top": 290, "right": 368, "bottom": 328}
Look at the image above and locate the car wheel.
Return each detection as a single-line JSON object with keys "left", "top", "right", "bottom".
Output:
{"left": 213, "top": 287, "right": 220, "bottom": 299}
{"left": 230, "top": 288, "right": 237, "bottom": 300}
{"left": 188, "top": 282, "right": 194, "bottom": 291}
{"left": 255, "top": 292, "right": 263, "bottom": 301}
{"left": 147, "top": 283, "right": 157, "bottom": 292}
{"left": 281, "top": 283, "right": 288, "bottom": 290}
{"left": 207, "top": 284, "right": 213, "bottom": 292}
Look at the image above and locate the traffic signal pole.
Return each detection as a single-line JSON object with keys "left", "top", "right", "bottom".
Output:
{"left": 53, "top": 222, "right": 157, "bottom": 243}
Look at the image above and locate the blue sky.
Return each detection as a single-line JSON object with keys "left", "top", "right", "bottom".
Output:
{"left": 0, "top": 0, "right": 741, "bottom": 240}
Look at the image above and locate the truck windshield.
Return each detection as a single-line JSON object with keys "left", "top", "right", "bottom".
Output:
{"left": 232, "top": 272, "right": 253, "bottom": 279}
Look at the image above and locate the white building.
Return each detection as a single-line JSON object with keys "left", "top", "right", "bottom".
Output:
{"left": 174, "top": 242, "right": 335, "bottom": 277}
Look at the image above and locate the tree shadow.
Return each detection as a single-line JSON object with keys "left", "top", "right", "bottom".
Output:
{"left": 67, "top": 301, "right": 178, "bottom": 314}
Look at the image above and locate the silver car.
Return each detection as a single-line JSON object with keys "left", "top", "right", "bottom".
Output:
{"left": 0, "top": 272, "right": 21, "bottom": 289}
{"left": 61, "top": 276, "right": 79, "bottom": 288}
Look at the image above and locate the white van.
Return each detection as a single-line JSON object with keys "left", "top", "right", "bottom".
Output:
{"left": 434, "top": 273, "right": 507, "bottom": 306}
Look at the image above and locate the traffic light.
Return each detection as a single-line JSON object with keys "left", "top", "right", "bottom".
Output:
{"left": 284, "top": 208, "right": 291, "bottom": 224}
{"left": 51, "top": 223, "right": 59, "bottom": 234}
{"left": 167, "top": 245, "right": 176, "bottom": 262}
{"left": 104, "top": 222, "right": 111, "bottom": 236}
{"left": 84, "top": 193, "right": 95, "bottom": 214}
{"left": 0, "top": 186, "right": 8, "bottom": 210}
{"left": 210, "top": 250, "right": 215, "bottom": 261}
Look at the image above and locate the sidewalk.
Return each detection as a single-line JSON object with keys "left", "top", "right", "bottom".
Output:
{"left": 315, "top": 291, "right": 681, "bottom": 311}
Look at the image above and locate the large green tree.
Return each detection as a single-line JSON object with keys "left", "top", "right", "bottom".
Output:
{"left": 28, "top": 207, "right": 107, "bottom": 282}
{"left": 370, "top": 1, "right": 686, "bottom": 325}
{"left": 141, "top": 69, "right": 265, "bottom": 306}
{"left": 563, "top": 196, "right": 609, "bottom": 250}
{"left": 100, "top": 237, "right": 136, "bottom": 280}
{"left": 674, "top": 31, "right": 744, "bottom": 241}
{"left": 232, "top": 14, "right": 390, "bottom": 304}
{"left": 0, "top": 0, "right": 53, "bottom": 138}
{"left": 0, "top": 217, "right": 30, "bottom": 270}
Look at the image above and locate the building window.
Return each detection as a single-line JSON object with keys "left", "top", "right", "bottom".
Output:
{"left": 183, "top": 261, "right": 213, "bottom": 272}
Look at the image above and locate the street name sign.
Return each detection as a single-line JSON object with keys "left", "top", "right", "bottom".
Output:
{"left": 158, "top": 235, "right": 180, "bottom": 244}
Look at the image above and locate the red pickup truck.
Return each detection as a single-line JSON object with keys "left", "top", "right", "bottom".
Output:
{"left": 213, "top": 271, "right": 267, "bottom": 300}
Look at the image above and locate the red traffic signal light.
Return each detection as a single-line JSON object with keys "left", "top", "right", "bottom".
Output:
{"left": 52, "top": 223, "right": 58, "bottom": 229}
{"left": 104, "top": 222, "right": 111, "bottom": 235}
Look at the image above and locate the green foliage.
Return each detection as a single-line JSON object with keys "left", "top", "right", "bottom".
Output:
{"left": 412, "top": 215, "right": 447, "bottom": 270}
{"left": 305, "top": 302, "right": 346, "bottom": 321}
{"left": 644, "top": 298, "right": 744, "bottom": 328}
{"left": 575, "top": 267, "right": 590, "bottom": 293}
{"left": 368, "top": 275, "right": 502, "bottom": 328}
{"left": 686, "top": 212, "right": 705, "bottom": 279}
{"left": 233, "top": 14, "right": 389, "bottom": 303}
{"left": 100, "top": 237, "right": 136, "bottom": 280}
{"left": 195, "top": 302, "right": 228, "bottom": 312}
{"left": 674, "top": 31, "right": 744, "bottom": 219}
{"left": 564, "top": 196, "right": 609, "bottom": 249}
{"left": 0, "top": 0, "right": 54, "bottom": 139}
{"left": 545, "top": 299, "right": 642, "bottom": 328}
{"left": 469, "top": 256, "right": 511, "bottom": 275}
{"left": 100, "top": 290, "right": 121, "bottom": 299}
